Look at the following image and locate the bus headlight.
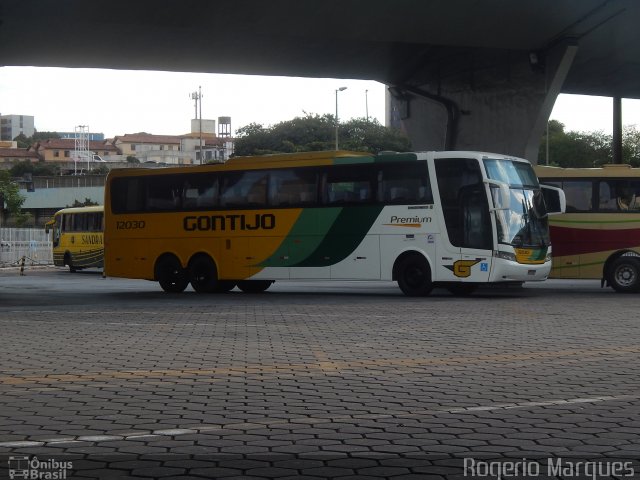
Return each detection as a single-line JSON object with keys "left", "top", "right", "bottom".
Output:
{"left": 494, "top": 250, "right": 516, "bottom": 262}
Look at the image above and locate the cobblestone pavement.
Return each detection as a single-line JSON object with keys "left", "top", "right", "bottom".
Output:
{"left": 1, "top": 269, "right": 639, "bottom": 478}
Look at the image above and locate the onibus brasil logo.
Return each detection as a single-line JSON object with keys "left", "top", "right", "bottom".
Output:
{"left": 7, "top": 456, "right": 72, "bottom": 479}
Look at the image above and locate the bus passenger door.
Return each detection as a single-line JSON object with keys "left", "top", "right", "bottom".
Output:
{"left": 456, "top": 183, "right": 492, "bottom": 283}
{"left": 434, "top": 158, "right": 492, "bottom": 283}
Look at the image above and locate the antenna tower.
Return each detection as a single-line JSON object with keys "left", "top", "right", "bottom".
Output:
{"left": 73, "top": 125, "right": 90, "bottom": 175}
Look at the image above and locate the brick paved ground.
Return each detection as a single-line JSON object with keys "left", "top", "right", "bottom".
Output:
{"left": 0, "top": 269, "right": 639, "bottom": 478}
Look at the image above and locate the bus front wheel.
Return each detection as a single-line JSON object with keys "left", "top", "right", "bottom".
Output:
{"left": 64, "top": 253, "right": 76, "bottom": 273}
{"left": 396, "top": 253, "right": 433, "bottom": 297}
{"left": 608, "top": 256, "right": 640, "bottom": 293}
{"left": 237, "top": 280, "right": 273, "bottom": 293}
{"left": 156, "top": 255, "right": 189, "bottom": 293}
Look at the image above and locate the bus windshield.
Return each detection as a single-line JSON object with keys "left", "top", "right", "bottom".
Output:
{"left": 484, "top": 158, "right": 550, "bottom": 248}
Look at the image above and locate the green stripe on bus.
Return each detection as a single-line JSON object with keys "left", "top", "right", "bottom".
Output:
{"left": 294, "top": 205, "right": 384, "bottom": 267}
{"left": 259, "top": 208, "right": 342, "bottom": 267}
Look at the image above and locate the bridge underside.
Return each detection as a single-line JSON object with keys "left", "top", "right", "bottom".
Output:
{"left": 1, "top": 0, "right": 639, "bottom": 160}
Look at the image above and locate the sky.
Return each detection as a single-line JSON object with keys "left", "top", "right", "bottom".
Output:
{"left": 1, "top": 66, "right": 639, "bottom": 139}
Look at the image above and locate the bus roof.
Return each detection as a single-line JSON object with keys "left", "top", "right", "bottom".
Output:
{"left": 53, "top": 205, "right": 104, "bottom": 216}
{"left": 107, "top": 150, "right": 428, "bottom": 177}
{"left": 535, "top": 164, "right": 640, "bottom": 178}
{"left": 107, "top": 150, "right": 534, "bottom": 180}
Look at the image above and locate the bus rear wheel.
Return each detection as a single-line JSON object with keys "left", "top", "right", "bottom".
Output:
{"left": 608, "top": 256, "right": 640, "bottom": 293}
{"left": 396, "top": 253, "right": 433, "bottom": 297}
{"left": 188, "top": 255, "right": 220, "bottom": 293}
{"left": 237, "top": 280, "right": 273, "bottom": 293}
{"left": 156, "top": 255, "right": 189, "bottom": 293}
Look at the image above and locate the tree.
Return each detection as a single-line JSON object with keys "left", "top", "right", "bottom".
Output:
{"left": 538, "top": 121, "right": 640, "bottom": 167}
{"left": 234, "top": 114, "right": 411, "bottom": 156}
{"left": 9, "top": 160, "right": 59, "bottom": 177}
{"left": 91, "top": 165, "right": 110, "bottom": 175}
{"left": 0, "top": 170, "right": 28, "bottom": 226}
{"left": 622, "top": 125, "right": 640, "bottom": 167}
{"left": 14, "top": 131, "right": 61, "bottom": 148}
{"left": 68, "top": 198, "right": 99, "bottom": 207}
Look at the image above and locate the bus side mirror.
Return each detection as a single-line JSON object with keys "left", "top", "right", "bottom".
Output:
{"left": 541, "top": 185, "right": 566, "bottom": 215}
{"left": 485, "top": 179, "right": 510, "bottom": 211}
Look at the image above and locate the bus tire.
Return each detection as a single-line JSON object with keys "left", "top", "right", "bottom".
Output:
{"left": 64, "top": 253, "right": 76, "bottom": 273}
{"left": 237, "top": 280, "right": 273, "bottom": 293}
{"left": 155, "top": 254, "right": 189, "bottom": 293}
{"left": 608, "top": 256, "right": 640, "bottom": 293}
{"left": 396, "top": 253, "right": 433, "bottom": 297}
{"left": 188, "top": 254, "right": 219, "bottom": 293}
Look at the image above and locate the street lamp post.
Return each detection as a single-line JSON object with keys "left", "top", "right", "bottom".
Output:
{"left": 365, "top": 89, "right": 369, "bottom": 122}
{"left": 335, "top": 86, "right": 347, "bottom": 150}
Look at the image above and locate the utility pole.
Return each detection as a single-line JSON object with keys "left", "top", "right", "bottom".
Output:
{"left": 191, "top": 87, "right": 203, "bottom": 164}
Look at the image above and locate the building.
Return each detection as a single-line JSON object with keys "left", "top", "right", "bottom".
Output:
{"left": 57, "top": 131, "right": 106, "bottom": 141}
{"left": 0, "top": 146, "right": 40, "bottom": 167}
{"left": 113, "top": 133, "right": 190, "bottom": 164}
{"left": 30, "top": 138, "right": 119, "bottom": 163}
{"left": 0, "top": 114, "right": 35, "bottom": 141}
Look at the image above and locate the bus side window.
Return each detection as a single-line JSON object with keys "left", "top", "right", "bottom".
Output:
{"left": 148, "top": 176, "right": 184, "bottom": 211}
{"left": 323, "top": 166, "right": 374, "bottom": 205}
{"left": 63, "top": 214, "right": 73, "bottom": 232}
{"left": 607, "top": 180, "right": 640, "bottom": 211}
{"left": 221, "top": 171, "right": 268, "bottom": 208}
{"left": 562, "top": 180, "right": 593, "bottom": 212}
{"left": 598, "top": 181, "right": 618, "bottom": 211}
{"left": 269, "top": 169, "right": 318, "bottom": 207}
{"left": 379, "top": 162, "right": 432, "bottom": 204}
{"left": 52, "top": 218, "right": 61, "bottom": 247}
{"left": 182, "top": 174, "right": 218, "bottom": 210}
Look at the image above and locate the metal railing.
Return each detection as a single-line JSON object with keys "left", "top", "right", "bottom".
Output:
{"left": 0, "top": 228, "right": 52, "bottom": 267}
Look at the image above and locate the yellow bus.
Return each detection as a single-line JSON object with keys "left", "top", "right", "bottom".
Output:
{"left": 535, "top": 164, "right": 640, "bottom": 293}
{"left": 45, "top": 205, "right": 104, "bottom": 272}
{"left": 104, "top": 150, "right": 563, "bottom": 295}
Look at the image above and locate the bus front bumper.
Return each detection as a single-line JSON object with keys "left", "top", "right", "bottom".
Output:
{"left": 490, "top": 258, "right": 552, "bottom": 283}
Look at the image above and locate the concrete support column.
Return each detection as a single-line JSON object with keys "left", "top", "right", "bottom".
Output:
{"left": 612, "top": 96, "right": 623, "bottom": 164}
{"left": 388, "top": 42, "right": 578, "bottom": 163}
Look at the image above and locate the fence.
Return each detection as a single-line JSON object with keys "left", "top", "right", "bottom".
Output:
{"left": 0, "top": 228, "right": 52, "bottom": 267}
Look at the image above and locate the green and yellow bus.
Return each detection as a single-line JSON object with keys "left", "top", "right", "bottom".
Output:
{"left": 536, "top": 164, "right": 640, "bottom": 293}
{"left": 104, "top": 150, "right": 563, "bottom": 295}
{"left": 45, "top": 205, "right": 104, "bottom": 272}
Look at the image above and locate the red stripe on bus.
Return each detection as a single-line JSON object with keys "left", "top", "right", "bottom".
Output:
{"left": 550, "top": 225, "right": 640, "bottom": 257}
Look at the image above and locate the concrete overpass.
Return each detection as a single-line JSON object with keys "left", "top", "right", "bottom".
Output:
{"left": 1, "top": 0, "right": 639, "bottom": 161}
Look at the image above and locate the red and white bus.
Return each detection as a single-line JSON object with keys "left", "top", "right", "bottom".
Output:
{"left": 536, "top": 164, "right": 640, "bottom": 293}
